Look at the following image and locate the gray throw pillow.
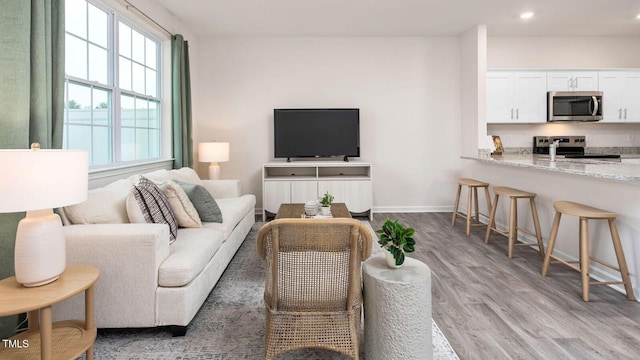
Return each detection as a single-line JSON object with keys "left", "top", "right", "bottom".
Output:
{"left": 174, "top": 180, "right": 223, "bottom": 223}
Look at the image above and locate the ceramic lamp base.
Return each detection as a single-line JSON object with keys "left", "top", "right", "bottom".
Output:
{"left": 208, "top": 163, "right": 221, "bottom": 180}
{"left": 14, "top": 209, "right": 66, "bottom": 287}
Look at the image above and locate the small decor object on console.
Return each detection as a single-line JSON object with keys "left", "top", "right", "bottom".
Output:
{"left": 320, "top": 191, "right": 334, "bottom": 216}
{"left": 491, "top": 135, "right": 503, "bottom": 156}
{"left": 304, "top": 200, "right": 319, "bottom": 216}
{"left": 375, "top": 217, "right": 416, "bottom": 268}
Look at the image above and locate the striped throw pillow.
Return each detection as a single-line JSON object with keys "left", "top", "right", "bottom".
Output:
{"left": 132, "top": 176, "right": 178, "bottom": 243}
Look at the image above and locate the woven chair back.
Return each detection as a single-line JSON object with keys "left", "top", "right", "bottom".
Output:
{"left": 257, "top": 218, "right": 372, "bottom": 312}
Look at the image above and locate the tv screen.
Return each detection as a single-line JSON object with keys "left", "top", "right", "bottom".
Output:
{"left": 274, "top": 108, "right": 360, "bottom": 160}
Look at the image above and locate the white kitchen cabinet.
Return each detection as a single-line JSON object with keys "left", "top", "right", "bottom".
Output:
{"left": 598, "top": 71, "right": 640, "bottom": 122}
{"left": 487, "top": 71, "right": 547, "bottom": 123}
{"left": 547, "top": 71, "right": 598, "bottom": 92}
{"left": 262, "top": 161, "right": 372, "bottom": 220}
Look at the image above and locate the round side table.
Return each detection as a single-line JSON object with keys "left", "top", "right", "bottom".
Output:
{"left": 0, "top": 264, "right": 99, "bottom": 360}
{"left": 363, "top": 255, "right": 432, "bottom": 360}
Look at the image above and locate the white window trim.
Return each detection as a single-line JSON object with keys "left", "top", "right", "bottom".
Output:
{"left": 66, "top": 0, "right": 173, "bottom": 177}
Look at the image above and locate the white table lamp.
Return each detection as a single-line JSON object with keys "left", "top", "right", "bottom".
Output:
{"left": 0, "top": 146, "right": 88, "bottom": 287}
{"left": 198, "top": 142, "right": 229, "bottom": 180}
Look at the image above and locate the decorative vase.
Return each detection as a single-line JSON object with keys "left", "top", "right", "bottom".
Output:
{"left": 384, "top": 249, "right": 404, "bottom": 269}
{"left": 320, "top": 205, "right": 331, "bottom": 216}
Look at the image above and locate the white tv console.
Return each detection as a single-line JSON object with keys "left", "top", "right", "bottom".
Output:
{"left": 262, "top": 161, "right": 373, "bottom": 221}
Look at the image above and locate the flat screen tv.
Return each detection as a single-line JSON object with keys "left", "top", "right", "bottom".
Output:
{"left": 274, "top": 108, "right": 360, "bottom": 161}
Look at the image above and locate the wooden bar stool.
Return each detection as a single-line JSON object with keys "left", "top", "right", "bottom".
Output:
{"left": 541, "top": 201, "right": 635, "bottom": 302}
{"left": 484, "top": 186, "right": 545, "bottom": 259}
{"left": 451, "top": 178, "right": 492, "bottom": 236}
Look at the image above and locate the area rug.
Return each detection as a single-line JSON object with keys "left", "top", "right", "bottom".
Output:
{"left": 87, "top": 222, "right": 459, "bottom": 359}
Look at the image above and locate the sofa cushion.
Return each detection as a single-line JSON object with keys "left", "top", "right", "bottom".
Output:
{"left": 129, "top": 169, "right": 169, "bottom": 184}
{"left": 168, "top": 167, "right": 203, "bottom": 186}
{"left": 64, "top": 179, "right": 132, "bottom": 224}
{"left": 158, "top": 227, "right": 224, "bottom": 287}
{"left": 174, "top": 180, "right": 223, "bottom": 223}
{"left": 203, "top": 194, "right": 256, "bottom": 239}
{"left": 128, "top": 168, "right": 203, "bottom": 186}
{"left": 131, "top": 177, "right": 178, "bottom": 244}
{"left": 164, "top": 181, "right": 202, "bottom": 228}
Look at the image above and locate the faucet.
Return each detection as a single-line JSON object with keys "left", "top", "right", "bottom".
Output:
{"left": 549, "top": 140, "right": 560, "bottom": 162}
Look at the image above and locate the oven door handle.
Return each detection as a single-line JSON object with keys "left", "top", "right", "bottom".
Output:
{"left": 590, "top": 96, "right": 599, "bottom": 116}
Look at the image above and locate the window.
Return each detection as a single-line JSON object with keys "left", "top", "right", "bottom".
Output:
{"left": 63, "top": 0, "right": 162, "bottom": 168}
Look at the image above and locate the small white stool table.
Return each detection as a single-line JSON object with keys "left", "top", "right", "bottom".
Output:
{"left": 363, "top": 255, "right": 432, "bottom": 360}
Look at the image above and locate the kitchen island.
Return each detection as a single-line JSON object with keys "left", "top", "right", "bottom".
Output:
{"left": 462, "top": 153, "right": 640, "bottom": 183}
{"left": 461, "top": 152, "right": 640, "bottom": 301}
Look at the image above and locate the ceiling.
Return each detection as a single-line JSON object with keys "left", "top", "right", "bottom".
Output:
{"left": 151, "top": 0, "right": 640, "bottom": 37}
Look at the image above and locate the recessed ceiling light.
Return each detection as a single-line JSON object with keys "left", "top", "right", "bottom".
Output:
{"left": 637, "top": 14, "right": 640, "bottom": 19}
{"left": 520, "top": 12, "right": 534, "bottom": 19}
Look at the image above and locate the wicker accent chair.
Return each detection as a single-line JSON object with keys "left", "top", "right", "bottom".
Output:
{"left": 256, "top": 218, "right": 372, "bottom": 360}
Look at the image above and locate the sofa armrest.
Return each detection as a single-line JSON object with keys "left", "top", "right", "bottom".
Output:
{"left": 54, "top": 223, "right": 171, "bottom": 328}
{"left": 201, "top": 179, "right": 241, "bottom": 199}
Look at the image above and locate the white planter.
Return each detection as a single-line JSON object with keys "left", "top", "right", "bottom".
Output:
{"left": 320, "top": 205, "right": 331, "bottom": 216}
{"left": 384, "top": 249, "right": 404, "bottom": 269}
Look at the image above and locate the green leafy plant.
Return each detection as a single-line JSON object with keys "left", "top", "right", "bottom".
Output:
{"left": 375, "top": 217, "right": 416, "bottom": 266}
{"left": 320, "top": 191, "right": 334, "bottom": 207}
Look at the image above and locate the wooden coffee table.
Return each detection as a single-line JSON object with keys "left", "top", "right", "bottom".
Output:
{"left": 276, "top": 203, "right": 352, "bottom": 219}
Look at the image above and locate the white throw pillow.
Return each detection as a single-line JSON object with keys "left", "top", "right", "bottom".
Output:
{"left": 164, "top": 181, "right": 202, "bottom": 228}
{"left": 126, "top": 191, "right": 146, "bottom": 223}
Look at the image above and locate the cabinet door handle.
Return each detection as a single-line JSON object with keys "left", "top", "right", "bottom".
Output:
{"left": 619, "top": 108, "right": 622, "bottom": 119}
{"left": 511, "top": 108, "right": 514, "bottom": 119}
{"left": 573, "top": 78, "right": 578, "bottom": 89}
{"left": 624, "top": 108, "right": 628, "bottom": 119}
{"left": 516, "top": 108, "right": 519, "bottom": 119}
{"left": 568, "top": 78, "right": 572, "bottom": 89}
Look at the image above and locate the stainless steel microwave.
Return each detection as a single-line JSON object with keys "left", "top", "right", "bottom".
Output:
{"left": 548, "top": 91, "right": 603, "bottom": 122}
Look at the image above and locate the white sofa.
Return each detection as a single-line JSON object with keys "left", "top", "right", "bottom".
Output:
{"left": 53, "top": 167, "right": 256, "bottom": 335}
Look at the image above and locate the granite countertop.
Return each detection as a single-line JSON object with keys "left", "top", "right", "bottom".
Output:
{"left": 462, "top": 153, "right": 640, "bottom": 183}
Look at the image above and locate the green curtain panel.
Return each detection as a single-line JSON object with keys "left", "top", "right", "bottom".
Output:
{"left": 0, "top": 0, "right": 65, "bottom": 338}
{"left": 172, "top": 34, "right": 193, "bottom": 169}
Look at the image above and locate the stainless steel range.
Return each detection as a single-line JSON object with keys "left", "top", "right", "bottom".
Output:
{"left": 532, "top": 136, "right": 620, "bottom": 159}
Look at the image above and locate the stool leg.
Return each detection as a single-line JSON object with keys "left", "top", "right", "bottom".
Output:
{"left": 484, "top": 187, "right": 492, "bottom": 220}
{"left": 529, "top": 198, "right": 545, "bottom": 257}
{"left": 466, "top": 186, "right": 473, "bottom": 236}
{"left": 507, "top": 197, "right": 518, "bottom": 258}
{"left": 485, "top": 194, "right": 499, "bottom": 244}
{"left": 542, "top": 211, "right": 562, "bottom": 276}
{"left": 473, "top": 186, "right": 480, "bottom": 224}
{"left": 608, "top": 219, "right": 636, "bottom": 301}
{"left": 579, "top": 218, "right": 590, "bottom": 301}
{"left": 452, "top": 184, "right": 462, "bottom": 226}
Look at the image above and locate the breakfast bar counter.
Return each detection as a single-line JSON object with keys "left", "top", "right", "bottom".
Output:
{"left": 460, "top": 153, "right": 640, "bottom": 301}
{"left": 461, "top": 154, "right": 640, "bottom": 184}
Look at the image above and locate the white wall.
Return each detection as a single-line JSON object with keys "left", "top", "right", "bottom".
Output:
{"left": 487, "top": 36, "right": 640, "bottom": 149}
{"left": 461, "top": 26, "right": 490, "bottom": 156}
{"left": 488, "top": 37, "right": 640, "bottom": 69}
{"left": 192, "top": 37, "right": 461, "bottom": 211}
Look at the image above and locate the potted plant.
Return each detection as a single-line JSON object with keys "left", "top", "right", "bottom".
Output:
{"left": 320, "top": 191, "right": 334, "bottom": 216}
{"left": 375, "top": 217, "right": 416, "bottom": 268}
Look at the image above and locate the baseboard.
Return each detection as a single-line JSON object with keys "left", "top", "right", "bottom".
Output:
{"left": 373, "top": 205, "right": 453, "bottom": 213}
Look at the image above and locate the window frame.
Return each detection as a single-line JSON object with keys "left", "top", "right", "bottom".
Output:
{"left": 63, "top": 0, "right": 168, "bottom": 171}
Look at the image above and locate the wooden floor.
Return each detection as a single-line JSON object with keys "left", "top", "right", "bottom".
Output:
{"left": 369, "top": 212, "right": 640, "bottom": 360}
